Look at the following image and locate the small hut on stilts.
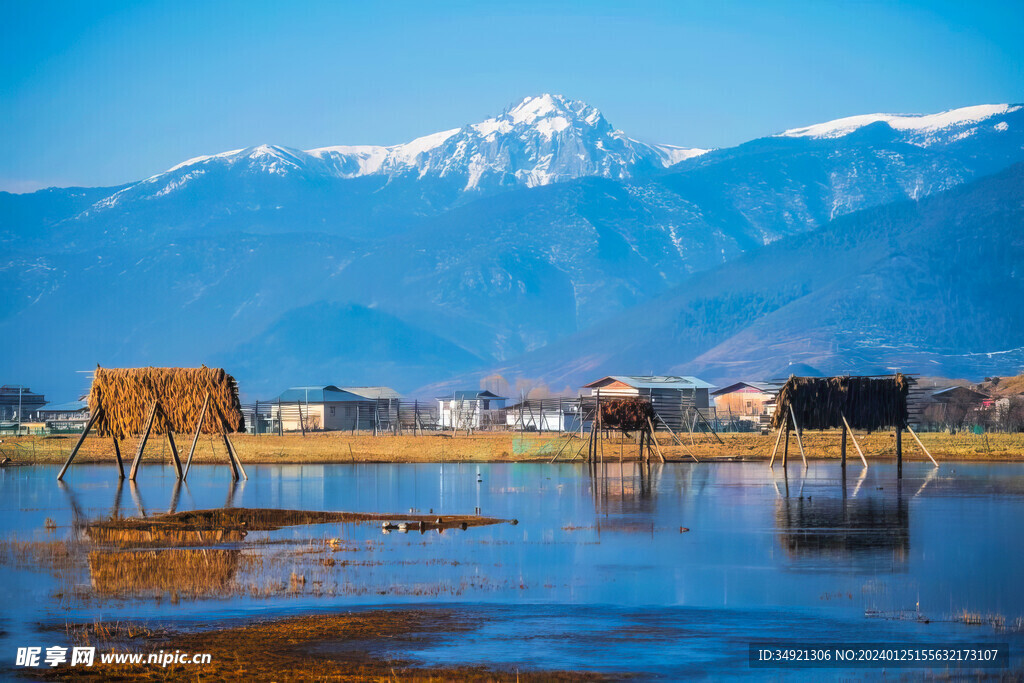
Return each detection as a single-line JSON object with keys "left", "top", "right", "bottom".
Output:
{"left": 580, "top": 395, "right": 672, "bottom": 464}
{"left": 57, "top": 366, "right": 247, "bottom": 482}
{"left": 768, "top": 374, "right": 937, "bottom": 476}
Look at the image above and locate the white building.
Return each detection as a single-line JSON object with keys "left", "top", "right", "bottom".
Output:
{"left": 437, "top": 390, "right": 507, "bottom": 430}
{"left": 504, "top": 399, "right": 581, "bottom": 432}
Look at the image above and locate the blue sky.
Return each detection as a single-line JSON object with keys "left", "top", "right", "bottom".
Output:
{"left": 2, "top": 0, "right": 1022, "bottom": 192}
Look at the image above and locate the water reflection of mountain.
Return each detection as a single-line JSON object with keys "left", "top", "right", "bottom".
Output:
{"left": 775, "top": 494, "right": 909, "bottom": 568}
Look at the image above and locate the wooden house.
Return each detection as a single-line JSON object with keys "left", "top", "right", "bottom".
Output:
{"left": 711, "top": 381, "right": 784, "bottom": 430}
{"left": 929, "top": 386, "right": 990, "bottom": 406}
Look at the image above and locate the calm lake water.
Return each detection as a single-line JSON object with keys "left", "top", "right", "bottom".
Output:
{"left": 1, "top": 460, "right": 1022, "bottom": 679}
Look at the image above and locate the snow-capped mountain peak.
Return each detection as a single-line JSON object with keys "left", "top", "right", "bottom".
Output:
{"left": 508, "top": 93, "right": 564, "bottom": 121}
{"left": 414, "top": 93, "right": 707, "bottom": 188}
{"left": 115, "top": 94, "right": 707, "bottom": 202}
{"left": 504, "top": 93, "right": 600, "bottom": 128}
{"left": 779, "top": 103, "right": 1021, "bottom": 145}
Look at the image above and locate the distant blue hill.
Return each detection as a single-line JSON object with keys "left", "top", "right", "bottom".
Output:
{"left": 482, "top": 163, "right": 1024, "bottom": 389}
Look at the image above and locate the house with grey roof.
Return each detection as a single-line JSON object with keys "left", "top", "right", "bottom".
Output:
{"left": 0, "top": 385, "right": 47, "bottom": 422}
{"left": 340, "top": 386, "right": 403, "bottom": 400}
{"left": 581, "top": 375, "right": 715, "bottom": 431}
{"left": 271, "top": 385, "right": 377, "bottom": 432}
{"left": 36, "top": 400, "right": 90, "bottom": 432}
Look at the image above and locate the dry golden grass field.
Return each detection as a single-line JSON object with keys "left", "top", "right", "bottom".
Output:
{"left": 5, "top": 429, "right": 1024, "bottom": 465}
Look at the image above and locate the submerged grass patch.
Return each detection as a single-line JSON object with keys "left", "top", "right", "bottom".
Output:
{"left": 85, "top": 507, "right": 514, "bottom": 548}
{"left": 43, "top": 609, "right": 606, "bottom": 682}
{"left": 87, "top": 549, "right": 251, "bottom": 598}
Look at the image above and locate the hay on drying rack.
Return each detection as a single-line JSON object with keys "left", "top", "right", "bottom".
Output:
{"left": 89, "top": 366, "right": 245, "bottom": 440}
{"left": 769, "top": 374, "right": 909, "bottom": 433}
{"left": 600, "top": 397, "right": 656, "bottom": 433}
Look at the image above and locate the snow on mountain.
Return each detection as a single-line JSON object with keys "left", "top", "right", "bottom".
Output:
{"left": 102, "top": 95, "right": 708, "bottom": 205}
{"left": 779, "top": 103, "right": 1021, "bottom": 145}
{"left": 305, "top": 144, "right": 390, "bottom": 176}
{"left": 391, "top": 93, "right": 708, "bottom": 190}
{"left": 166, "top": 149, "right": 245, "bottom": 172}
{"left": 650, "top": 143, "right": 707, "bottom": 166}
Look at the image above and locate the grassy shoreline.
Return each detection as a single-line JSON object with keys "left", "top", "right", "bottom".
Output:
{"left": 4, "top": 430, "right": 1024, "bottom": 465}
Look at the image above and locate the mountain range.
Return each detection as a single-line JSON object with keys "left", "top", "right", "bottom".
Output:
{"left": 1, "top": 94, "right": 1022, "bottom": 400}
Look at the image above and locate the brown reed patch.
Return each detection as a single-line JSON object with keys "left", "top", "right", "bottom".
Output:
{"left": 87, "top": 549, "right": 248, "bottom": 598}
{"left": 84, "top": 525, "right": 249, "bottom": 548}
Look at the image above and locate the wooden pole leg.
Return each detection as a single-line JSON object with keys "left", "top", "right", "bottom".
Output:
{"left": 112, "top": 437, "right": 125, "bottom": 479}
{"left": 167, "top": 432, "right": 184, "bottom": 480}
{"left": 896, "top": 427, "right": 903, "bottom": 479}
{"left": 184, "top": 392, "right": 209, "bottom": 481}
{"left": 783, "top": 426, "right": 790, "bottom": 470}
{"left": 841, "top": 425, "right": 847, "bottom": 473}
{"left": 57, "top": 407, "right": 102, "bottom": 481}
{"left": 789, "top": 405, "right": 807, "bottom": 468}
{"left": 769, "top": 425, "right": 784, "bottom": 468}
{"left": 907, "top": 425, "right": 938, "bottom": 467}
{"left": 840, "top": 414, "right": 868, "bottom": 468}
{"left": 129, "top": 401, "right": 159, "bottom": 481}
{"left": 225, "top": 433, "right": 247, "bottom": 481}
{"left": 222, "top": 433, "right": 240, "bottom": 481}
{"left": 646, "top": 418, "right": 667, "bottom": 464}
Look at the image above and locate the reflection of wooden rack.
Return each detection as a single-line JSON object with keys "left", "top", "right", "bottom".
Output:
{"left": 57, "top": 390, "right": 246, "bottom": 482}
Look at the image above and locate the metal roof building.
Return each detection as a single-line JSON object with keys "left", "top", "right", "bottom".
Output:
{"left": 583, "top": 376, "right": 715, "bottom": 391}
{"left": 341, "top": 386, "right": 403, "bottom": 400}
{"left": 581, "top": 375, "right": 715, "bottom": 431}
{"left": 0, "top": 385, "right": 47, "bottom": 421}
{"left": 273, "top": 385, "right": 368, "bottom": 403}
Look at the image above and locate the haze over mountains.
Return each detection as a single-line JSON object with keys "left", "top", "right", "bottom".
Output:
{"left": 1, "top": 95, "right": 1022, "bottom": 399}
